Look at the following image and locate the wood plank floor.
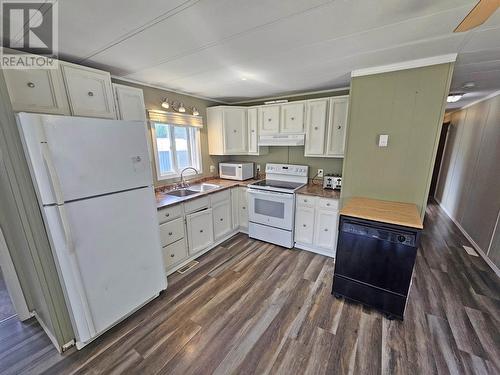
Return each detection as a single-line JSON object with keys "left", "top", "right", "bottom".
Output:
{"left": 1, "top": 200, "right": 499, "bottom": 374}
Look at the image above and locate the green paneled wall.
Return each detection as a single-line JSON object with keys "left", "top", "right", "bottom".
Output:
{"left": 341, "top": 63, "right": 454, "bottom": 217}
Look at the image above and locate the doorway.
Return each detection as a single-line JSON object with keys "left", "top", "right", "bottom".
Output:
{"left": 429, "top": 122, "right": 450, "bottom": 199}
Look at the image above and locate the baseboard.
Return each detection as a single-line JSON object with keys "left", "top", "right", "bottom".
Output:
{"left": 294, "top": 242, "right": 335, "bottom": 258}
{"left": 435, "top": 201, "right": 500, "bottom": 277}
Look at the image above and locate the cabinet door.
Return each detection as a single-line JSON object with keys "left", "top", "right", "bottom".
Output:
{"left": 295, "top": 206, "right": 315, "bottom": 244}
{"left": 186, "top": 209, "right": 214, "bottom": 255}
{"left": 231, "top": 187, "right": 240, "bottom": 230}
{"left": 314, "top": 209, "right": 338, "bottom": 252}
{"left": 247, "top": 107, "right": 258, "bottom": 154}
{"left": 61, "top": 63, "right": 116, "bottom": 119}
{"left": 213, "top": 201, "right": 232, "bottom": 240}
{"left": 239, "top": 187, "right": 249, "bottom": 230}
{"left": 258, "top": 105, "right": 280, "bottom": 135}
{"left": 280, "top": 102, "right": 304, "bottom": 133}
{"left": 3, "top": 68, "right": 70, "bottom": 115}
{"left": 326, "top": 97, "right": 349, "bottom": 157}
{"left": 223, "top": 108, "right": 247, "bottom": 154}
{"left": 305, "top": 99, "right": 328, "bottom": 156}
{"left": 113, "top": 83, "right": 146, "bottom": 121}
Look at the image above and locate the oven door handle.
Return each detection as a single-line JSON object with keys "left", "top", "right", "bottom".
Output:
{"left": 248, "top": 189, "right": 294, "bottom": 198}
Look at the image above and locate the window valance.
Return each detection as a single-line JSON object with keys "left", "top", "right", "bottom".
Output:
{"left": 148, "top": 110, "right": 203, "bottom": 128}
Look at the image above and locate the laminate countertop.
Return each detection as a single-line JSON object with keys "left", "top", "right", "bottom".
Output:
{"left": 340, "top": 197, "right": 423, "bottom": 229}
{"left": 155, "top": 178, "right": 260, "bottom": 209}
{"left": 296, "top": 183, "right": 341, "bottom": 199}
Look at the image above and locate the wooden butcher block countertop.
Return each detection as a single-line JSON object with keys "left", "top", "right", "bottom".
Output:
{"left": 340, "top": 197, "right": 423, "bottom": 229}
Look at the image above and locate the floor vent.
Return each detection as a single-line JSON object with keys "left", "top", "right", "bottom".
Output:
{"left": 463, "top": 245, "right": 478, "bottom": 257}
{"left": 177, "top": 261, "right": 199, "bottom": 274}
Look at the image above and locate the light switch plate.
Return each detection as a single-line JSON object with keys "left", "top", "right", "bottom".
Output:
{"left": 378, "top": 134, "right": 389, "bottom": 147}
{"left": 210, "top": 165, "right": 215, "bottom": 173}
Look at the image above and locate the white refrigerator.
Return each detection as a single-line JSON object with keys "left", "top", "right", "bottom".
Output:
{"left": 17, "top": 112, "right": 166, "bottom": 349}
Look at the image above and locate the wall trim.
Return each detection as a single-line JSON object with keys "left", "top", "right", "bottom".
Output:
{"left": 230, "top": 86, "right": 350, "bottom": 105}
{"left": 111, "top": 75, "right": 229, "bottom": 105}
{"left": 435, "top": 198, "right": 500, "bottom": 278}
{"left": 351, "top": 54, "right": 457, "bottom": 77}
{"left": 458, "top": 90, "right": 500, "bottom": 111}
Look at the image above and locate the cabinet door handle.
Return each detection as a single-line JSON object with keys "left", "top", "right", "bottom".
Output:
{"left": 27, "top": 82, "right": 35, "bottom": 88}
{"left": 170, "top": 254, "right": 175, "bottom": 258}
{"left": 88, "top": 91, "right": 94, "bottom": 97}
{"left": 326, "top": 203, "right": 330, "bottom": 206}
{"left": 220, "top": 218, "right": 223, "bottom": 221}
{"left": 337, "top": 125, "right": 342, "bottom": 129}
{"left": 200, "top": 229, "right": 204, "bottom": 233}
{"left": 242, "top": 206, "right": 246, "bottom": 210}
{"left": 251, "top": 129, "right": 255, "bottom": 133}
{"left": 267, "top": 118, "right": 272, "bottom": 122}
{"left": 324, "top": 228, "right": 328, "bottom": 232}
{"left": 168, "top": 232, "right": 173, "bottom": 235}
{"left": 165, "top": 213, "right": 170, "bottom": 217}
{"left": 291, "top": 117, "right": 295, "bottom": 121}
{"left": 303, "top": 224, "right": 307, "bottom": 227}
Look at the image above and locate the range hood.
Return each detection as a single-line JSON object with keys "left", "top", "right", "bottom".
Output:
{"left": 259, "top": 134, "right": 305, "bottom": 146}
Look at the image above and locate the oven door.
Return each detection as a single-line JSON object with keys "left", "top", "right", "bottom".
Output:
{"left": 248, "top": 189, "right": 294, "bottom": 230}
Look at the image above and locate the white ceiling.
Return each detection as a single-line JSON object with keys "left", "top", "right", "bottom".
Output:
{"left": 17, "top": 0, "right": 500, "bottom": 106}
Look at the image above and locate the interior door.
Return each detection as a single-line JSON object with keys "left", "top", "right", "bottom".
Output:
{"left": 305, "top": 99, "right": 328, "bottom": 156}
{"left": 223, "top": 108, "right": 247, "bottom": 154}
{"left": 19, "top": 113, "right": 152, "bottom": 204}
{"left": 248, "top": 189, "right": 294, "bottom": 230}
{"left": 44, "top": 187, "right": 164, "bottom": 345}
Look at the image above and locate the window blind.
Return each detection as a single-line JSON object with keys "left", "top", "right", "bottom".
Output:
{"left": 148, "top": 110, "right": 203, "bottom": 128}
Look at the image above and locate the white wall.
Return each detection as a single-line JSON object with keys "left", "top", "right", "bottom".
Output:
{"left": 435, "top": 93, "right": 500, "bottom": 270}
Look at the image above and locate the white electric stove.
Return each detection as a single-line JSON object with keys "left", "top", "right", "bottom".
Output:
{"left": 247, "top": 163, "right": 308, "bottom": 248}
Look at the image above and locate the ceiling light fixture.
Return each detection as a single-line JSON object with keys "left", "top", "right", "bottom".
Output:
{"left": 241, "top": 77, "right": 248, "bottom": 81}
{"left": 447, "top": 94, "right": 464, "bottom": 103}
{"left": 192, "top": 107, "right": 199, "bottom": 116}
{"left": 161, "top": 98, "right": 170, "bottom": 109}
{"left": 178, "top": 103, "right": 186, "bottom": 113}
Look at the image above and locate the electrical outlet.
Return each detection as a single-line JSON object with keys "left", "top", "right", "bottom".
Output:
{"left": 317, "top": 169, "right": 324, "bottom": 178}
{"left": 256, "top": 164, "right": 261, "bottom": 172}
{"left": 209, "top": 165, "right": 215, "bottom": 173}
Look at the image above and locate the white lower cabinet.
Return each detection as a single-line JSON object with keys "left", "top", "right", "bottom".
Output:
{"left": 186, "top": 208, "right": 214, "bottom": 255}
{"left": 239, "top": 187, "right": 249, "bottom": 231}
{"left": 294, "top": 206, "right": 315, "bottom": 244}
{"left": 213, "top": 201, "right": 232, "bottom": 240}
{"left": 294, "top": 194, "right": 339, "bottom": 257}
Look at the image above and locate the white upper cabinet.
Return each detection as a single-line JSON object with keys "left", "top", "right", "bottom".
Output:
{"left": 280, "top": 102, "right": 304, "bottom": 133}
{"left": 247, "top": 107, "right": 258, "bottom": 154}
{"left": 223, "top": 107, "right": 247, "bottom": 154}
{"left": 3, "top": 67, "right": 70, "bottom": 115}
{"left": 258, "top": 105, "right": 280, "bottom": 135}
{"left": 60, "top": 62, "right": 116, "bottom": 119}
{"left": 304, "top": 99, "right": 328, "bottom": 156}
{"left": 326, "top": 96, "right": 349, "bottom": 157}
{"left": 113, "top": 83, "right": 146, "bottom": 121}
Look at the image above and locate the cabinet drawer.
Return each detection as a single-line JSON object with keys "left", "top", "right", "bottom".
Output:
{"left": 317, "top": 198, "right": 339, "bottom": 210}
{"left": 184, "top": 196, "right": 210, "bottom": 214}
{"left": 210, "top": 189, "right": 230, "bottom": 205}
{"left": 159, "top": 217, "right": 185, "bottom": 247}
{"left": 157, "top": 204, "right": 183, "bottom": 224}
{"left": 296, "top": 195, "right": 317, "bottom": 208}
{"left": 163, "top": 239, "right": 188, "bottom": 269}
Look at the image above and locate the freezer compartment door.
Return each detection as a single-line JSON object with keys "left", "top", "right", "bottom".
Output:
{"left": 18, "top": 112, "right": 152, "bottom": 204}
{"left": 44, "top": 187, "right": 165, "bottom": 346}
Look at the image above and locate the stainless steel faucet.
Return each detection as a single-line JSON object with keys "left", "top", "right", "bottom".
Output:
{"left": 180, "top": 167, "right": 199, "bottom": 188}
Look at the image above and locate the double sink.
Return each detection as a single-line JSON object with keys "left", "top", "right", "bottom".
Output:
{"left": 164, "top": 183, "right": 221, "bottom": 197}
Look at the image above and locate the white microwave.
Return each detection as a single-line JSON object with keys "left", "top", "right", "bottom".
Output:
{"left": 219, "top": 162, "right": 254, "bottom": 180}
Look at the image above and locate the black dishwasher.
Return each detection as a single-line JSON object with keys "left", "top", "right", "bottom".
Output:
{"left": 332, "top": 215, "right": 421, "bottom": 320}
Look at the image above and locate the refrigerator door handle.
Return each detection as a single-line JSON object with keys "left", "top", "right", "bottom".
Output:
{"left": 41, "top": 143, "right": 75, "bottom": 253}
